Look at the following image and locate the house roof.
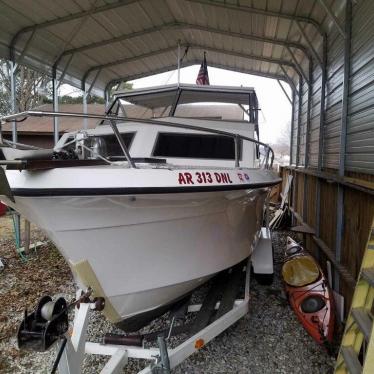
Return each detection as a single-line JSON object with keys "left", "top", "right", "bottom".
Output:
{"left": 1, "top": 102, "right": 243, "bottom": 134}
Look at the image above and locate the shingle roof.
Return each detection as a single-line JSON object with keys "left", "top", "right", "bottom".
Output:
{"left": 1, "top": 103, "right": 243, "bottom": 134}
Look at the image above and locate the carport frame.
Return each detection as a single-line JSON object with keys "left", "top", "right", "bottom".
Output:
{"left": 6, "top": 0, "right": 357, "bottom": 298}
{"left": 7, "top": 0, "right": 324, "bottom": 152}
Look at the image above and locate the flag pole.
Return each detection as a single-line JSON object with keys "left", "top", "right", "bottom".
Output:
{"left": 177, "top": 40, "right": 181, "bottom": 86}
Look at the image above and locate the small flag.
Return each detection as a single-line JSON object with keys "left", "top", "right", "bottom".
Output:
{"left": 196, "top": 52, "right": 210, "bottom": 85}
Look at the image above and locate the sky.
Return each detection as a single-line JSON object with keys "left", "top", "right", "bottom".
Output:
{"left": 129, "top": 65, "right": 292, "bottom": 145}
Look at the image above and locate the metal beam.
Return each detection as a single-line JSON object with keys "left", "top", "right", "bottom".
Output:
{"left": 279, "top": 64, "right": 298, "bottom": 93}
{"left": 289, "top": 90, "right": 296, "bottom": 165}
{"left": 57, "top": 22, "right": 311, "bottom": 73}
{"left": 305, "top": 61, "right": 313, "bottom": 168}
{"left": 295, "top": 21, "right": 323, "bottom": 67}
{"left": 335, "top": 0, "right": 352, "bottom": 293}
{"left": 187, "top": 0, "right": 323, "bottom": 36}
{"left": 9, "top": 0, "right": 139, "bottom": 60}
{"left": 53, "top": 22, "right": 179, "bottom": 69}
{"left": 57, "top": 53, "right": 75, "bottom": 88}
{"left": 52, "top": 77, "right": 59, "bottom": 145}
{"left": 277, "top": 80, "right": 292, "bottom": 105}
{"left": 180, "top": 23, "right": 313, "bottom": 59}
{"left": 9, "top": 61, "right": 17, "bottom": 144}
{"left": 82, "top": 40, "right": 305, "bottom": 87}
{"left": 286, "top": 46, "right": 309, "bottom": 84}
{"left": 15, "top": 29, "right": 36, "bottom": 69}
{"left": 318, "top": 34, "right": 328, "bottom": 171}
{"left": 296, "top": 79, "right": 303, "bottom": 167}
{"left": 106, "top": 61, "right": 289, "bottom": 94}
{"left": 339, "top": 1, "right": 352, "bottom": 177}
{"left": 315, "top": 33, "right": 328, "bottom": 263}
{"left": 317, "top": 0, "right": 346, "bottom": 38}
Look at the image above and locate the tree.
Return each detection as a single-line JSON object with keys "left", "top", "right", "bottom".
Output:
{"left": 0, "top": 59, "right": 134, "bottom": 116}
{"left": 0, "top": 60, "right": 50, "bottom": 116}
{"left": 109, "top": 81, "right": 133, "bottom": 97}
{"left": 270, "top": 121, "right": 291, "bottom": 159}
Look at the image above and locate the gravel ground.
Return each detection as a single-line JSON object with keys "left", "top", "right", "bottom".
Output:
{"left": 0, "top": 216, "right": 336, "bottom": 374}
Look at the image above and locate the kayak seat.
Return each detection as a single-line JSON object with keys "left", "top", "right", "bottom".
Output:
{"left": 282, "top": 256, "right": 320, "bottom": 287}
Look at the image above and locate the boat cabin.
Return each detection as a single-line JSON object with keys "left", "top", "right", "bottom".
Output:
{"left": 57, "top": 84, "right": 264, "bottom": 168}
{"left": 1, "top": 84, "right": 273, "bottom": 170}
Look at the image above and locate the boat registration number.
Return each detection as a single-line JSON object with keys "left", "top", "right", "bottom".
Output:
{"left": 178, "top": 171, "right": 233, "bottom": 185}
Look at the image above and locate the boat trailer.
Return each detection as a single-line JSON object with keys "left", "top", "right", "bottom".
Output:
{"left": 17, "top": 229, "right": 273, "bottom": 374}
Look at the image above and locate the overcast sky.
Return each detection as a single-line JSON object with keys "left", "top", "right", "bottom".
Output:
{"left": 129, "top": 65, "right": 292, "bottom": 145}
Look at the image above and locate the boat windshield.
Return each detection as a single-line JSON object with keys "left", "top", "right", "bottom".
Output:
{"left": 108, "top": 84, "right": 258, "bottom": 122}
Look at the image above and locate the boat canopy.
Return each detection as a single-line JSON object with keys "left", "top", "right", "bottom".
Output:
{"left": 113, "top": 84, "right": 258, "bottom": 110}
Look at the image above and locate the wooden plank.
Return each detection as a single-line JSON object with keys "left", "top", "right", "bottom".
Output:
{"left": 320, "top": 180, "right": 337, "bottom": 252}
{"left": 289, "top": 206, "right": 356, "bottom": 289}
{"left": 284, "top": 166, "right": 374, "bottom": 195}
{"left": 290, "top": 225, "right": 316, "bottom": 234}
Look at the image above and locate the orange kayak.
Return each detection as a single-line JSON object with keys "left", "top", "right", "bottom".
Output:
{"left": 282, "top": 237, "right": 335, "bottom": 346}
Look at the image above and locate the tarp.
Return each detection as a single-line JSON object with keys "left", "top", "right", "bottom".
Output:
{"left": 282, "top": 256, "right": 320, "bottom": 287}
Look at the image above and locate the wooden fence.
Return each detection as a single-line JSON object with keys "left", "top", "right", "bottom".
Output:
{"left": 280, "top": 166, "right": 374, "bottom": 314}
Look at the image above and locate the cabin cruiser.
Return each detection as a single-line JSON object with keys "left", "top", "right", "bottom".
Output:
{"left": 0, "top": 84, "right": 281, "bottom": 331}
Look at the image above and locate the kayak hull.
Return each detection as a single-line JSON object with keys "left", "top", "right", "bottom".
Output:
{"left": 282, "top": 237, "right": 335, "bottom": 346}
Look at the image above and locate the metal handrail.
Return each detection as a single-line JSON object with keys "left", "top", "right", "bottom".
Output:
{"left": 0, "top": 110, "right": 275, "bottom": 169}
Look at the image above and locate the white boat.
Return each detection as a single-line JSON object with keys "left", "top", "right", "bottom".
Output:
{"left": 0, "top": 84, "right": 280, "bottom": 331}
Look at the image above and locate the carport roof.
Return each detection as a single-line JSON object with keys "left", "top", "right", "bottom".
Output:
{"left": 0, "top": 0, "right": 346, "bottom": 95}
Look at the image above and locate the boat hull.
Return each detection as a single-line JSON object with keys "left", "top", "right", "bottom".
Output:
{"left": 5, "top": 187, "right": 267, "bottom": 330}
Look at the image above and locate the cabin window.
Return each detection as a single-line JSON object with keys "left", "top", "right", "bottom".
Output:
{"left": 152, "top": 133, "right": 241, "bottom": 160}
{"left": 63, "top": 132, "right": 134, "bottom": 157}
{"left": 105, "top": 132, "right": 135, "bottom": 156}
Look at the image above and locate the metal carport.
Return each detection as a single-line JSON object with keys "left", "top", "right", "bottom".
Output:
{"left": 0, "top": 0, "right": 374, "bottom": 331}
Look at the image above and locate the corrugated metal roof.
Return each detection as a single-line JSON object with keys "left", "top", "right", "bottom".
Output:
{"left": 0, "top": 0, "right": 345, "bottom": 95}
{"left": 4, "top": 0, "right": 370, "bottom": 173}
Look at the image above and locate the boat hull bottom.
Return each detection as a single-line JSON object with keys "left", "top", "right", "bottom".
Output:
{"left": 115, "top": 293, "right": 192, "bottom": 332}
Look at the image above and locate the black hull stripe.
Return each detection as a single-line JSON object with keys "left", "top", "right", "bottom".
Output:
{"left": 12, "top": 180, "right": 281, "bottom": 197}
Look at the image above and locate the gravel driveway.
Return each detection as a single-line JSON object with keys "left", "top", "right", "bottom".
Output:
{"left": 0, "top": 219, "right": 336, "bottom": 373}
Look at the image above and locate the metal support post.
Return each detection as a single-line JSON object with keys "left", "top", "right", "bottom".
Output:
{"left": 177, "top": 41, "right": 181, "bottom": 86}
{"left": 295, "top": 21, "right": 323, "bottom": 67}
{"left": 234, "top": 134, "right": 240, "bottom": 168}
{"left": 305, "top": 61, "right": 313, "bottom": 168}
{"left": 286, "top": 47, "right": 309, "bottom": 84}
{"left": 9, "top": 61, "right": 17, "bottom": 145}
{"left": 315, "top": 33, "right": 328, "bottom": 262}
{"left": 12, "top": 212, "right": 21, "bottom": 249}
{"left": 52, "top": 73, "right": 59, "bottom": 146}
{"left": 83, "top": 84, "right": 88, "bottom": 130}
{"left": 296, "top": 79, "right": 303, "bottom": 167}
{"left": 277, "top": 80, "right": 292, "bottom": 105}
{"left": 302, "top": 58, "right": 313, "bottom": 232}
{"left": 334, "top": 0, "right": 352, "bottom": 292}
{"left": 279, "top": 65, "right": 298, "bottom": 93}
{"left": 317, "top": 0, "right": 346, "bottom": 38}
{"left": 153, "top": 337, "right": 171, "bottom": 374}
{"left": 289, "top": 90, "right": 295, "bottom": 165}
